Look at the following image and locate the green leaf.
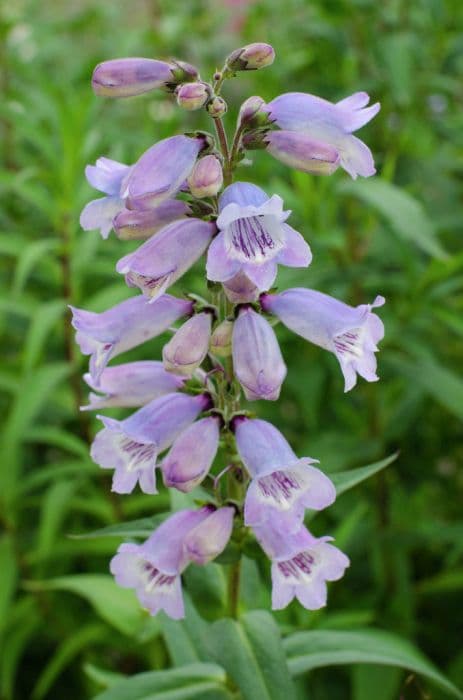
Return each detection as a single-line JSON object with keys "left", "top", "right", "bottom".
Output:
{"left": 338, "top": 179, "right": 447, "bottom": 259}
{"left": 22, "top": 299, "right": 66, "bottom": 370}
{"left": 69, "top": 515, "right": 166, "bottom": 540}
{"left": 93, "top": 663, "right": 231, "bottom": 700}
{"left": 206, "top": 611, "right": 296, "bottom": 700}
{"left": 352, "top": 664, "right": 402, "bottom": 700}
{"left": 12, "top": 239, "right": 59, "bottom": 296}
{"left": 24, "top": 575, "right": 159, "bottom": 639}
{"left": 331, "top": 453, "right": 398, "bottom": 496}
{"left": 284, "top": 628, "right": 463, "bottom": 699}
{"left": 83, "top": 663, "right": 126, "bottom": 691}
{"left": 417, "top": 570, "right": 463, "bottom": 595}
{"left": 0, "top": 536, "right": 18, "bottom": 639}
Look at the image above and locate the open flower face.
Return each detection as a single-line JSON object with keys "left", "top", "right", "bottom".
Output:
{"left": 206, "top": 182, "right": 311, "bottom": 291}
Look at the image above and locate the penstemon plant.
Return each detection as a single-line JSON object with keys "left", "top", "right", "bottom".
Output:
{"left": 71, "top": 43, "right": 383, "bottom": 622}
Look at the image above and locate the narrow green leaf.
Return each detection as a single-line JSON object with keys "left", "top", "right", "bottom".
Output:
{"left": 338, "top": 179, "right": 447, "bottom": 259}
{"left": 83, "top": 663, "right": 126, "bottom": 691}
{"left": 417, "top": 570, "right": 463, "bottom": 595}
{"left": 68, "top": 515, "right": 166, "bottom": 540}
{"left": 12, "top": 239, "right": 59, "bottom": 296}
{"left": 0, "top": 536, "right": 18, "bottom": 639}
{"left": 284, "top": 629, "right": 463, "bottom": 699}
{"left": 206, "top": 611, "right": 296, "bottom": 700}
{"left": 331, "top": 453, "right": 398, "bottom": 496}
{"left": 22, "top": 299, "right": 66, "bottom": 370}
{"left": 24, "top": 575, "right": 159, "bottom": 639}
{"left": 93, "top": 663, "right": 231, "bottom": 700}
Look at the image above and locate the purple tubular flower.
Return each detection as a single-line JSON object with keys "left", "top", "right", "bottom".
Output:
{"left": 265, "top": 91, "right": 380, "bottom": 179}
{"left": 70, "top": 294, "right": 193, "bottom": 384}
{"left": 206, "top": 182, "right": 311, "bottom": 292}
{"left": 81, "top": 361, "right": 185, "bottom": 411}
{"left": 223, "top": 271, "right": 260, "bottom": 304}
{"left": 183, "top": 506, "right": 235, "bottom": 565}
{"left": 234, "top": 417, "right": 335, "bottom": 531}
{"left": 113, "top": 200, "right": 190, "bottom": 240}
{"left": 92, "top": 58, "right": 175, "bottom": 97}
{"left": 254, "top": 523, "right": 350, "bottom": 610}
{"left": 110, "top": 507, "right": 212, "bottom": 619}
{"left": 80, "top": 157, "right": 131, "bottom": 239}
{"left": 116, "top": 218, "right": 216, "bottom": 302}
{"left": 91, "top": 392, "right": 211, "bottom": 494}
{"left": 264, "top": 131, "right": 340, "bottom": 176}
{"left": 261, "top": 289, "right": 385, "bottom": 392}
{"left": 162, "top": 312, "right": 212, "bottom": 376}
{"left": 126, "top": 135, "right": 204, "bottom": 209}
{"left": 232, "top": 307, "right": 287, "bottom": 401}
{"left": 162, "top": 416, "right": 220, "bottom": 492}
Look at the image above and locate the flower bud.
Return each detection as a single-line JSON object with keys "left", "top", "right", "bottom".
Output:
{"left": 188, "top": 155, "right": 223, "bottom": 198}
{"left": 237, "top": 96, "right": 268, "bottom": 130}
{"left": 163, "top": 312, "right": 212, "bottom": 376}
{"left": 207, "top": 96, "right": 227, "bottom": 119}
{"left": 183, "top": 507, "right": 235, "bottom": 565}
{"left": 227, "top": 43, "right": 275, "bottom": 71}
{"left": 162, "top": 416, "right": 220, "bottom": 492}
{"left": 113, "top": 200, "right": 190, "bottom": 240}
{"left": 92, "top": 58, "right": 174, "bottom": 97}
{"left": 176, "top": 82, "right": 210, "bottom": 111}
{"left": 210, "top": 319, "right": 233, "bottom": 357}
{"left": 169, "top": 60, "right": 200, "bottom": 85}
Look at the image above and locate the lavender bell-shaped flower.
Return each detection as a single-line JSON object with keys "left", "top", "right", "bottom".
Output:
{"left": 232, "top": 307, "right": 286, "bottom": 401}
{"left": 70, "top": 294, "right": 193, "bottom": 384}
{"left": 163, "top": 311, "right": 212, "bottom": 376}
{"left": 264, "top": 131, "right": 340, "bottom": 176}
{"left": 254, "top": 522, "right": 350, "bottom": 610}
{"left": 113, "top": 200, "right": 190, "bottom": 241}
{"left": 111, "top": 505, "right": 233, "bottom": 619}
{"left": 92, "top": 58, "right": 176, "bottom": 97}
{"left": 261, "top": 288, "right": 385, "bottom": 392}
{"left": 91, "top": 392, "right": 211, "bottom": 494}
{"left": 264, "top": 91, "right": 380, "bottom": 179}
{"left": 206, "top": 182, "right": 311, "bottom": 292}
{"left": 162, "top": 416, "right": 220, "bottom": 492}
{"left": 80, "top": 157, "right": 131, "bottom": 239}
{"left": 234, "top": 417, "right": 335, "bottom": 531}
{"left": 116, "top": 219, "right": 216, "bottom": 301}
{"left": 81, "top": 361, "right": 185, "bottom": 410}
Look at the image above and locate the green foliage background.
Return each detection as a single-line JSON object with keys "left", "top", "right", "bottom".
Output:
{"left": 1, "top": 0, "right": 462, "bottom": 698}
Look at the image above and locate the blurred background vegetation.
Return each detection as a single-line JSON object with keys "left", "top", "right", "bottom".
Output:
{"left": 1, "top": 0, "right": 462, "bottom": 698}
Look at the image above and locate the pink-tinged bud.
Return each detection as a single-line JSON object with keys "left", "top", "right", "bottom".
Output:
{"left": 207, "top": 96, "right": 227, "bottom": 119}
{"left": 162, "top": 416, "right": 220, "bottom": 492}
{"left": 113, "top": 200, "right": 190, "bottom": 240}
{"left": 188, "top": 155, "right": 223, "bottom": 198}
{"left": 232, "top": 307, "right": 287, "bottom": 401}
{"left": 210, "top": 319, "right": 233, "bottom": 357}
{"left": 183, "top": 507, "right": 235, "bottom": 565}
{"left": 223, "top": 272, "right": 260, "bottom": 304}
{"left": 176, "top": 82, "right": 210, "bottom": 110}
{"left": 163, "top": 312, "right": 212, "bottom": 376}
{"left": 265, "top": 131, "right": 340, "bottom": 175}
{"left": 227, "top": 43, "right": 275, "bottom": 71}
{"left": 92, "top": 58, "right": 175, "bottom": 97}
{"left": 237, "top": 96, "right": 268, "bottom": 130}
{"left": 169, "top": 60, "right": 200, "bottom": 84}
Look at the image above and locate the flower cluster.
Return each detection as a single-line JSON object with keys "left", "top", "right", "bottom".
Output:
{"left": 72, "top": 43, "right": 383, "bottom": 619}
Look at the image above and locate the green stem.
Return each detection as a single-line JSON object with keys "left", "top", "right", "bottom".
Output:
{"left": 228, "top": 557, "right": 242, "bottom": 618}
{"left": 213, "top": 117, "right": 231, "bottom": 183}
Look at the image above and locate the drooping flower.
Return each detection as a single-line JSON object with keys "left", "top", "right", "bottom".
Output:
{"left": 234, "top": 417, "right": 335, "bottom": 531}
{"left": 254, "top": 522, "right": 350, "bottom": 610}
{"left": 116, "top": 218, "right": 216, "bottom": 301}
{"left": 80, "top": 157, "right": 131, "bottom": 239}
{"left": 264, "top": 91, "right": 380, "bottom": 179}
{"left": 162, "top": 311, "right": 212, "bottom": 376}
{"left": 70, "top": 294, "right": 193, "bottom": 384}
{"left": 81, "top": 361, "right": 185, "bottom": 410}
{"left": 110, "top": 506, "right": 234, "bottom": 619}
{"left": 206, "top": 182, "right": 311, "bottom": 291}
{"left": 91, "top": 392, "right": 211, "bottom": 494}
{"left": 264, "top": 131, "right": 340, "bottom": 175}
{"left": 261, "top": 289, "right": 385, "bottom": 392}
{"left": 162, "top": 416, "right": 221, "bottom": 492}
{"left": 232, "top": 307, "right": 287, "bottom": 401}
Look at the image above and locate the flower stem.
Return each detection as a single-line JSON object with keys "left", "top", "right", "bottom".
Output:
{"left": 213, "top": 117, "right": 233, "bottom": 186}
{"left": 228, "top": 557, "right": 242, "bottom": 618}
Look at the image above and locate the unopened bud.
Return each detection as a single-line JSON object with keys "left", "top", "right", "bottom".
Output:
{"left": 237, "top": 96, "right": 268, "bottom": 130}
{"left": 226, "top": 43, "right": 275, "bottom": 71}
{"left": 163, "top": 312, "right": 212, "bottom": 376}
{"left": 168, "top": 60, "right": 200, "bottom": 86}
{"left": 162, "top": 416, "right": 220, "bottom": 493}
{"left": 188, "top": 155, "right": 223, "bottom": 198}
{"left": 92, "top": 58, "right": 174, "bottom": 98}
{"left": 176, "top": 82, "right": 210, "bottom": 111}
{"left": 113, "top": 200, "right": 190, "bottom": 240}
{"left": 210, "top": 319, "right": 233, "bottom": 357}
{"left": 207, "top": 96, "right": 227, "bottom": 119}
